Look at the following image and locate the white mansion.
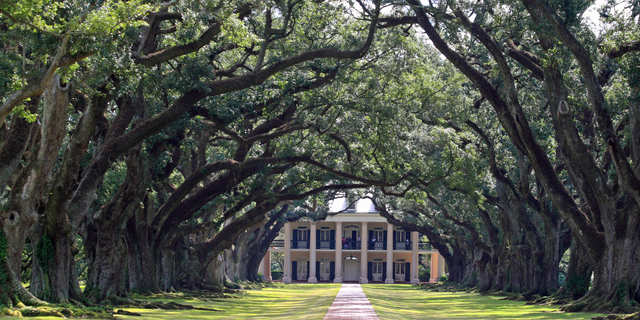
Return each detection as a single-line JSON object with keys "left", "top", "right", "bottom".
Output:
{"left": 259, "top": 197, "right": 446, "bottom": 283}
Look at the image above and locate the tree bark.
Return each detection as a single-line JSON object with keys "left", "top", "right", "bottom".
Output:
{"left": 567, "top": 211, "right": 640, "bottom": 312}
{"left": 126, "top": 215, "right": 160, "bottom": 293}
{"left": 84, "top": 225, "right": 128, "bottom": 302}
{"left": 30, "top": 229, "right": 72, "bottom": 303}
{"left": 0, "top": 216, "right": 45, "bottom": 308}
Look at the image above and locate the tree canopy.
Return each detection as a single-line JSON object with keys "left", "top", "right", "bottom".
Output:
{"left": 1, "top": 0, "right": 640, "bottom": 315}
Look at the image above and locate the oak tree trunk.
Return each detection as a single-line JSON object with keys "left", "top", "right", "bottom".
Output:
{"left": 30, "top": 230, "right": 72, "bottom": 303}
{"left": 85, "top": 226, "right": 128, "bottom": 302}
{"left": 563, "top": 239, "right": 592, "bottom": 299}
{"left": 0, "top": 223, "right": 45, "bottom": 308}
{"left": 126, "top": 208, "right": 160, "bottom": 293}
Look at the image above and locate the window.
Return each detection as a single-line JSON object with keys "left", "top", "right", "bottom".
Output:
{"left": 394, "top": 263, "right": 405, "bottom": 274}
{"left": 320, "top": 230, "right": 331, "bottom": 241}
{"left": 396, "top": 230, "right": 408, "bottom": 242}
{"left": 372, "top": 262, "right": 383, "bottom": 273}
{"left": 296, "top": 230, "right": 308, "bottom": 241}
{"left": 372, "top": 230, "right": 384, "bottom": 242}
{"left": 297, "top": 261, "right": 308, "bottom": 277}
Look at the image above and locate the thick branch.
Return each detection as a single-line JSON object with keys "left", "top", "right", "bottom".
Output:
{"left": 521, "top": 0, "right": 640, "bottom": 202}
{"left": 506, "top": 39, "right": 544, "bottom": 80}
{"left": 408, "top": 0, "right": 604, "bottom": 256}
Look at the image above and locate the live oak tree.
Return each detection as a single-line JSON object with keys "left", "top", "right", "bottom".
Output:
{"left": 2, "top": 0, "right": 640, "bottom": 315}
{"left": 1, "top": 0, "right": 385, "bottom": 305}
{"left": 0, "top": 0, "right": 151, "bottom": 305}
{"left": 379, "top": 0, "right": 640, "bottom": 311}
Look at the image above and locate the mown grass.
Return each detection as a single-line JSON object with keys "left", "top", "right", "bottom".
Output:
{"left": 362, "top": 284, "right": 604, "bottom": 320}
{"left": 116, "top": 283, "right": 340, "bottom": 320}
{"left": 2, "top": 283, "right": 339, "bottom": 320}
{"left": 3, "top": 283, "right": 607, "bottom": 319}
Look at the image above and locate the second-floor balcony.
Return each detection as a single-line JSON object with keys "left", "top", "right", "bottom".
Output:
{"left": 291, "top": 240, "right": 309, "bottom": 249}
{"left": 394, "top": 241, "right": 412, "bottom": 250}
{"left": 271, "top": 232, "right": 433, "bottom": 252}
{"left": 368, "top": 240, "right": 386, "bottom": 250}
{"left": 342, "top": 238, "right": 361, "bottom": 250}
{"left": 271, "top": 239, "right": 433, "bottom": 251}
{"left": 318, "top": 240, "right": 333, "bottom": 249}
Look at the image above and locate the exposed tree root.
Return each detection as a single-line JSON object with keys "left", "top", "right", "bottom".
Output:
{"left": 415, "top": 282, "right": 470, "bottom": 292}
{"left": 115, "top": 309, "right": 142, "bottom": 316}
{"left": 501, "top": 294, "right": 528, "bottom": 301}
{"left": 0, "top": 285, "right": 273, "bottom": 318}
{"left": 526, "top": 294, "right": 571, "bottom": 306}
{"left": 19, "top": 307, "right": 66, "bottom": 317}
{"left": 139, "top": 301, "right": 219, "bottom": 311}
{"left": 592, "top": 312, "right": 640, "bottom": 320}
{"left": 561, "top": 293, "right": 640, "bottom": 314}
{"left": 97, "top": 291, "right": 229, "bottom": 312}
{"left": 2, "top": 305, "right": 115, "bottom": 318}
{"left": 1, "top": 299, "right": 223, "bottom": 318}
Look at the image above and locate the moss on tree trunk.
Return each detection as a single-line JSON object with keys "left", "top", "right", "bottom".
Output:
{"left": 0, "top": 228, "right": 46, "bottom": 310}
{"left": 0, "top": 229, "right": 11, "bottom": 307}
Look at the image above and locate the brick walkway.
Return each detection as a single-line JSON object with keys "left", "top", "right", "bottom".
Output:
{"left": 324, "top": 284, "right": 379, "bottom": 320}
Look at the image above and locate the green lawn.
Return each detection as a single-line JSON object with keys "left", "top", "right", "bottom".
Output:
{"left": 117, "top": 283, "right": 340, "bottom": 320}
{"left": 1, "top": 283, "right": 339, "bottom": 320}
{"left": 3, "top": 283, "right": 609, "bottom": 319}
{"left": 362, "top": 284, "right": 604, "bottom": 320}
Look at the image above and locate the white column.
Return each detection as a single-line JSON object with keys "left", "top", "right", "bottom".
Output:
{"left": 259, "top": 257, "right": 265, "bottom": 280}
{"left": 410, "top": 231, "right": 419, "bottom": 284}
{"left": 430, "top": 252, "right": 440, "bottom": 283}
{"left": 264, "top": 248, "right": 272, "bottom": 281}
{"left": 360, "top": 222, "right": 368, "bottom": 283}
{"left": 385, "top": 223, "right": 394, "bottom": 283}
{"left": 283, "top": 222, "right": 292, "bottom": 283}
{"left": 334, "top": 221, "right": 343, "bottom": 282}
{"left": 309, "top": 222, "right": 318, "bottom": 283}
{"left": 437, "top": 252, "right": 445, "bottom": 279}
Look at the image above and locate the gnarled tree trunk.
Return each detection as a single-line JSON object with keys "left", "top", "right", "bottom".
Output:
{"left": 126, "top": 214, "right": 160, "bottom": 293}
{"left": 568, "top": 211, "right": 640, "bottom": 313}
{"left": 0, "top": 216, "right": 45, "bottom": 308}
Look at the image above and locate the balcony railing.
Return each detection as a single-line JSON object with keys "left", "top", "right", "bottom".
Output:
{"left": 418, "top": 242, "right": 432, "bottom": 250}
{"left": 272, "top": 239, "right": 433, "bottom": 251}
{"left": 342, "top": 239, "right": 361, "bottom": 250}
{"left": 394, "top": 241, "right": 412, "bottom": 250}
{"left": 368, "top": 240, "right": 385, "bottom": 250}
{"left": 318, "top": 240, "right": 332, "bottom": 249}
{"left": 292, "top": 240, "right": 309, "bottom": 249}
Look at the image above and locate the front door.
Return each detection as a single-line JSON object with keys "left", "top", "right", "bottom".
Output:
{"left": 343, "top": 257, "right": 359, "bottom": 281}
{"left": 372, "top": 262, "right": 383, "bottom": 282}
{"left": 394, "top": 262, "right": 406, "bottom": 282}
{"left": 319, "top": 260, "right": 331, "bottom": 281}
{"left": 297, "top": 261, "right": 308, "bottom": 281}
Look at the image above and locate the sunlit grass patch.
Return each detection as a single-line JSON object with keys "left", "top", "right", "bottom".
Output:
{"left": 3, "top": 283, "right": 339, "bottom": 320}
{"left": 117, "top": 283, "right": 340, "bottom": 320}
{"left": 362, "top": 284, "right": 604, "bottom": 320}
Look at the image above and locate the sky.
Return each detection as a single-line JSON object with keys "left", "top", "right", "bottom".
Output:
{"left": 583, "top": 0, "right": 608, "bottom": 35}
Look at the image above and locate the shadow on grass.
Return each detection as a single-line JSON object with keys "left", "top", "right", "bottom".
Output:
{"left": 117, "top": 283, "right": 341, "bottom": 320}
{"left": 361, "top": 284, "right": 605, "bottom": 320}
